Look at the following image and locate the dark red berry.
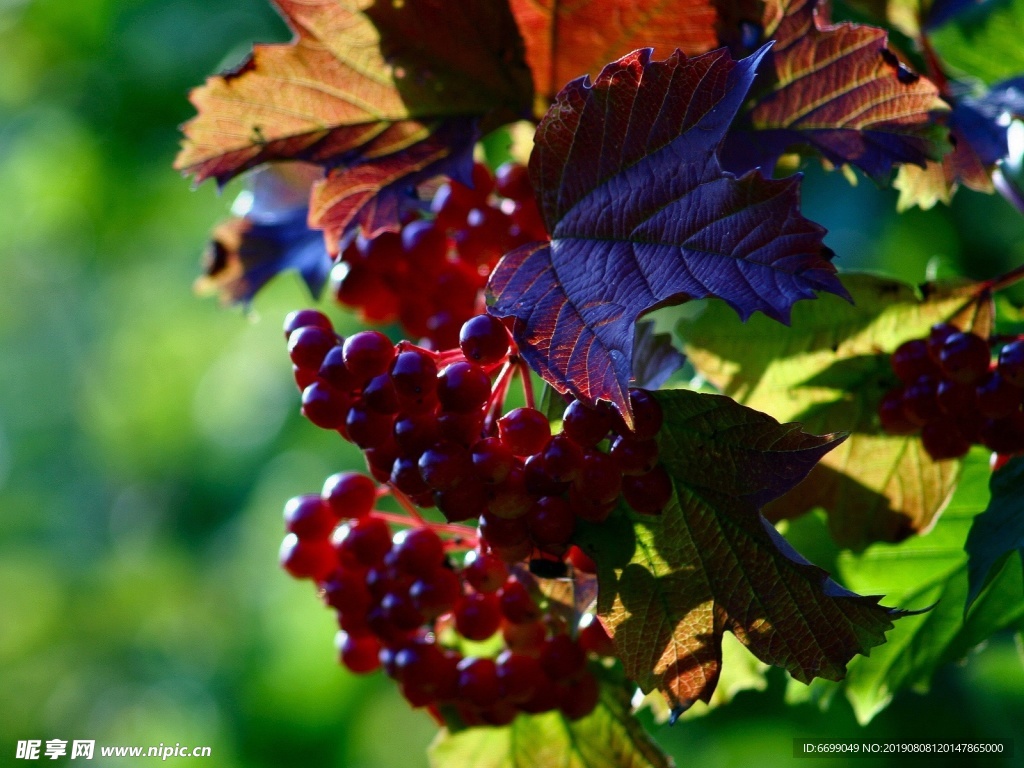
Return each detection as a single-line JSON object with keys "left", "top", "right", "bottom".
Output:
{"left": 342, "top": 331, "right": 394, "bottom": 384}
{"left": 459, "top": 314, "right": 510, "bottom": 366}
{"left": 279, "top": 534, "right": 336, "bottom": 581}
{"left": 454, "top": 592, "right": 502, "bottom": 640}
{"left": 438, "top": 362, "right": 491, "bottom": 413}
{"left": 498, "top": 578, "right": 540, "bottom": 624}
{"left": 892, "top": 338, "right": 939, "bottom": 383}
{"left": 322, "top": 472, "right": 377, "bottom": 519}
{"left": 938, "top": 332, "right": 991, "bottom": 384}
{"left": 391, "top": 349, "right": 439, "bottom": 399}
{"left": 336, "top": 630, "right": 381, "bottom": 673}
{"left": 622, "top": 464, "right": 672, "bottom": 515}
{"left": 998, "top": 340, "right": 1024, "bottom": 388}
{"left": 976, "top": 371, "right": 1023, "bottom": 418}
{"left": 463, "top": 550, "right": 508, "bottom": 593}
{"left": 540, "top": 633, "right": 587, "bottom": 681}
{"left": 284, "top": 494, "right": 336, "bottom": 540}
{"left": 301, "top": 382, "right": 349, "bottom": 429}
{"left": 288, "top": 325, "right": 336, "bottom": 370}
{"left": 498, "top": 407, "right": 551, "bottom": 456}
{"left": 284, "top": 309, "right": 333, "bottom": 339}
{"left": 562, "top": 400, "right": 612, "bottom": 447}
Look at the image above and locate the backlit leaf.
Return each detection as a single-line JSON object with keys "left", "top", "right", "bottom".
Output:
{"left": 488, "top": 46, "right": 842, "bottom": 423}
{"left": 794, "top": 450, "right": 1024, "bottom": 722}
{"left": 176, "top": 0, "right": 532, "bottom": 245}
{"left": 428, "top": 670, "right": 673, "bottom": 768}
{"left": 679, "top": 272, "right": 977, "bottom": 549}
{"left": 965, "top": 455, "right": 1024, "bottom": 611}
{"left": 575, "top": 389, "right": 905, "bottom": 713}
{"left": 720, "top": 0, "right": 949, "bottom": 180}
{"left": 895, "top": 77, "right": 1024, "bottom": 209}
{"left": 508, "top": 0, "right": 719, "bottom": 110}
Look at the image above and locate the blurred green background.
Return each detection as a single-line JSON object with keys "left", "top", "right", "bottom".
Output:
{"left": 1, "top": 1, "right": 1022, "bottom": 766}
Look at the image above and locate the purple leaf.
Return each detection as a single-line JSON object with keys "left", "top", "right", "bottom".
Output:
{"left": 632, "top": 321, "right": 687, "bottom": 391}
{"left": 198, "top": 165, "right": 332, "bottom": 306}
{"left": 488, "top": 46, "right": 843, "bottom": 423}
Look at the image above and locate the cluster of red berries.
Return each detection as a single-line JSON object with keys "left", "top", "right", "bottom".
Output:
{"left": 285, "top": 308, "right": 673, "bottom": 564}
{"left": 279, "top": 470, "right": 615, "bottom": 723}
{"left": 879, "top": 325, "right": 1024, "bottom": 459}
{"left": 331, "top": 162, "right": 547, "bottom": 350}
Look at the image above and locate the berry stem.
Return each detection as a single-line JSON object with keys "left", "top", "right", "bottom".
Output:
{"left": 372, "top": 511, "right": 479, "bottom": 544}
{"left": 483, "top": 360, "right": 515, "bottom": 434}
{"left": 518, "top": 358, "right": 536, "bottom": 410}
{"left": 386, "top": 484, "right": 429, "bottom": 526}
{"left": 982, "top": 262, "right": 1024, "bottom": 294}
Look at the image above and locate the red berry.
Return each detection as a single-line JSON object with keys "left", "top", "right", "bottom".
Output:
{"left": 454, "top": 592, "right": 502, "bottom": 640}
{"left": 498, "top": 408, "right": 551, "bottom": 456}
{"left": 342, "top": 331, "right": 394, "bottom": 384}
{"left": 390, "top": 527, "right": 445, "bottom": 576}
{"left": 540, "top": 633, "right": 587, "bottom": 681}
{"left": 998, "top": 339, "right": 1024, "bottom": 387}
{"left": 284, "top": 494, "right": 336, "bottom": 540}
{"left": 938, "top": 332, "right": 991, "bottom": 384}
{"left": 322, "top": 472, "right": 377, "bottom": 519}
{"left": 279, "top": 533, "right": 336, "bottom": 581}
{"left": 410, "top": 567, "right": 462, "bottom": 619}
{"left": 622, "top": 465, "right": 672, "bottom": 515}
{"left": 609, "top": 436, "right": 659, "bottom": 475}
{"left": 495, "top": 650, "right": 544, "bottom": 702}
{"left": 562, "top": 400, "right": 613, "bottom": 447}
{"left": 335, "top": 516, "right": 393, "bottom": 567}
{"left": 498, "top": 578, "right": 540, "bottom": 624}
{"left": 527, "top": 496, "right": 576, "bottom": 547}
{"left": 578, "top": 613, "right": 615, "bottom": 657}
{"left": 336, "top": 630, "right": 381, "bottom": 674}
{"left": 456, "top": 656, "right": 500, "bottom": 708}
{"left": 459, "top": 314, "right": 510, "bottom": 366}
{"left": 438, "top": 362, "right": 492, "bottom": 413}
{"left": 288, "top": 325, "right": 336, "bottom": 370}
{"left": 920, "top": 420, "right": 971, "bottom": 460}
{"left": 391, "top": 349, "right": 439, "bottom": 399}
{"left": 284, "top": 309, "right": 333, "bottom": 339}
{"left": 301, "top": 382, "right": 349, "bottom": 429}
{"left": 494, "top": 162, "right": 534, "bottom": 202}
{"left": 976, "top": 371, "right": 1023, "bottom": 418}
{"left": 892, "top": 338, "right": 939, "bottom": 383}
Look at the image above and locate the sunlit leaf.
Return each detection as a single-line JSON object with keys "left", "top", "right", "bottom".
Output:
{"left": 721, "top": 0, "right": 949, "bottom": 180}
{"left": 794, "top": 450, "right": 1024, "bottom": 722}
{"left": 428, "top": 670, "right": 673, "bottom": 768}
{"left": 176, "top": 0, "right": 532, "bottom": 247}
{"left": 895, "top": 77, "right": 1024, "bottom": 209}
{"left": 488, "top": 46, "right": 842, "bottom": 423}
{"left": 679, "top": 272, "right": 978, "bottom": 549}
{"left": 508, "top": 0, "right": 719, "bottom": 111}
{"left": 575, "top": 389, "right": 905, "bottom": 713}
{"left": 966, "top": 455, "right": 1024, "bottom": 611}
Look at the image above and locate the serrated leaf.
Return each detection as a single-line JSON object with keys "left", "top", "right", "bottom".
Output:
{"left": 931, "top": 0, "right": 1024, "bottom": 85}
{"left": 810, "top": 450, "right": 1024, "bottom": 722}
{"left": 575, "top": 389, "right": 905, "bottom": 712}
{"left": 720, "top": 0, "right": 949, "bottom": 180}
{"left": 488, "top": 46, "right": 843, "bottom": 423}
{"left": 508, "top": 0, "right": 719, "bottom": 110}
{"left": 679, "top": 272, "right": 977, "bottom": 549}
{"left": 197, "top": 164, "right": 332, "bottom": 305}
{"left": 176, "top": 0, "right": 532, "bottom": 245}
{"left": 895, "top": 77, "right": 1024, "bottom": 209}
{"left": 428, "top": 672, "right": 673, "bottom": 768}
{"left": 966, "top": 455, "right": 1024, "bottom": 611}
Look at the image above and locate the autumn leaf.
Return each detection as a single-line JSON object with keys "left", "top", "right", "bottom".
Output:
{"left": 895, "top": 77, "right": 1024, "bottom": 210}
{"left": 678, "top": 272, "right": 979, "bottom": 549}
{"left": 196, "top": 164, "right": 332, "bottom": 306}
{"left": 508, "top": 0, "right": 719, "bottom": 111}
{"left": 574, "top": 389, "right": 905, "bottom": 713}
{"left": 429, "top": 668, "right": 673, "bottom": 768}
{"left": 720, "top": 0, "right": 950, "bottom": 180}
{"left": 488, "top": 45, "right": 843, "bottom": 423}
{"left": 176, "top": 0, "right": 532, "bottom": 245}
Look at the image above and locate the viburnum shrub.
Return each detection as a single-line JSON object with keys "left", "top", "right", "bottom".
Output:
{"left": 175, "top": 0, "right": 1024, "bottom": 763}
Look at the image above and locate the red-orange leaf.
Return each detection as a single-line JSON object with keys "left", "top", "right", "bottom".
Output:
{"left": 576, "top": 390, "right": 907, "bottom": 713}
{"left": 509, "top": 0, "right": 720, "bottom": 109}
{"left": 720, "top": 0, "right": 949, "bottom": 180}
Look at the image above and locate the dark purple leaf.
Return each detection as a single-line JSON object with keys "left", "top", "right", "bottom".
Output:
{"left": 632, "top": 321, "right": 686, "bottom": 391}
{"left": 488, "top": 46, "right": 843, "bottom": 423}
{"left": 197, "top": 165, "right": 332, "bottom": 306}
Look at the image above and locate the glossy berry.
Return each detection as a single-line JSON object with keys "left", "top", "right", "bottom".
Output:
{"left": 498, "top": 578, "right": 540, "bottom": 624}
{"left": 459, "top": 314, "right": 510, "bottom": 365}
{"left": 454, "top": 592, "right": 502, "bottom": 641}
{"left": 288, "top": 325, "right": 336, "bottom": 370}
{"left": 336, "top": 631, "right": 382, "bottom": 674}
{"left": 437, "top": 362, "right": 491, "bottom": 413}
{"left": 463, "top": 550, "right": 508, "bottom": 593}
{"left": 284, "top": 309, "right": 333, "bottom": 339}
{"left": 920, "top": 420, "right": 971, "bottom": 460}
{"left": 283, "top": 494, "right": 336, "bottom": 540}
{"left": 998, "top": 340, "right": 1024, "bottom": 388}
{"left": 390, "top": 349, "right": 438, "bottom": 399}
{"left": 342, "top": 331, "right": 394, "bottom": 383}
{"left": 497, "top": 407, "right": 551, "bottom": 456}
{"left": 938, "top": 332, "right": 990, "bottom": 384}
{"left": 390, "top": 527, "right": 445, "bottom": 576}
{"left": 976, "top": 372, "right": 1022, "bottom": 419}
{"left": 562, "top": 400, "right": 612, "bottom": 447}
{"left": 322, "top": 472, "right": 377, "bottom": 519}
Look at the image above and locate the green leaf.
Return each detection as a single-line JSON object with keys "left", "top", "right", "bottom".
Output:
{"left": 428, "top": 672, "right": 673, "bottom": 768}
{"left": 575, "top": 389, "right": 906, "bottom": 713}
{"left": 791, "top": 449, "right": 1024, "bottom": 722}
{"left": 678, "top": 272, "right": 976, "bottom": 549}
{"left": 966, "top": 455, "right": 1024, "bottom": 610}
{"left": 930, "top": 0, "right": 1024, "bottom": 85}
